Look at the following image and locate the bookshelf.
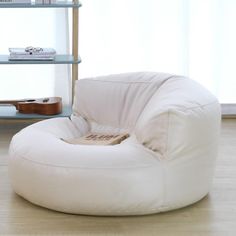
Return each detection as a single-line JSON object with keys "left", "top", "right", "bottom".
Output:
{"left": 0, "top": 1, "right": 81, "bottom": 119}
{"left": 0, "top": 55, "right": 81, "bottom": 64}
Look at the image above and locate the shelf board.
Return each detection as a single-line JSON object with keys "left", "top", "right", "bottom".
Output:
{"left": 0, "top": 105, "right": 72, "bottom": 119}
{"left": 0, "top": 2, "right": 81, "bottom": 8}
{"left": 0, "top": 55, "right": 81, "bottom": 64}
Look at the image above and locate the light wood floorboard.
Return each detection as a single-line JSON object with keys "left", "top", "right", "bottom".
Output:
{"left": 0, "top": 119, "right": 236, "bottom": 235}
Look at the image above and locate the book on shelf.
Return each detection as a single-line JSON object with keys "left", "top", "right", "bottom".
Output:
{"left": 9, "top": 47, "right": 56, "bottom": 55}
{"left": 9, "top": 56, "right": 55, "bottom": 61}
{"left": 34, "top": 0, "right": 74, "bottom": 4}
{"left": 9, "top": 47, "right": 56, "bottom": 61}
{"left": 0, "top": 0, "right": 31, "bottom": 4}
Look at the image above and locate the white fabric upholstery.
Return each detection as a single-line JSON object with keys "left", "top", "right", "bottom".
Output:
{"left": 9, "top": 72, "right": 221, "bottom": 215}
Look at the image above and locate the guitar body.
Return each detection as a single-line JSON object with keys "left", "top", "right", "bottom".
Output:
{"left": 0, "top": 97, "right": 62, "bottom": 115}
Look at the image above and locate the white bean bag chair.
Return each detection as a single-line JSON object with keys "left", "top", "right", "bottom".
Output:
{"left": 9, "top": 72, "right": 221, "bottom": 216}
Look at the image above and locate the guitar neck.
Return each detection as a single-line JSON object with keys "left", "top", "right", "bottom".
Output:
{"left": 0, "top": 100, "right": 22, "bottom": 107}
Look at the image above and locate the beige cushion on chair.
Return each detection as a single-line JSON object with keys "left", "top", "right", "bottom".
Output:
{"left": 8, "top": 72, "right": 221, "bottom": 215}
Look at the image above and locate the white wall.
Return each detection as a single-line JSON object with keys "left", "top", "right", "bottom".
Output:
{"left": 79, "top": 0, "right": 236, "bottom": 103}
{"left": 0, "top": 9, "right": 70, "bottom": 103}
{"left": 1, "top": 1, "right": 236, "bottom": 103}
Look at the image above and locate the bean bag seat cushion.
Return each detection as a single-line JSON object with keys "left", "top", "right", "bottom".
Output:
{"left": 8, "top": 72, "right": 221, "bottom": 215}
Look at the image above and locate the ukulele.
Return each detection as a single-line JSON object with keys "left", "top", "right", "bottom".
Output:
{"left": 0, "top": 97, "right": 62, "bottom": 115}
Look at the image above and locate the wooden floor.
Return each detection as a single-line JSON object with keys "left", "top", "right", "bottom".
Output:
{"left": 0, "top": 119, "right": 236, "bottom": 236}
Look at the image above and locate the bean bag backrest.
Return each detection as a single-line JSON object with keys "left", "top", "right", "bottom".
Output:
{"left": 73, "top": 72, "right": 173, "bottom": 130}
{"left": 73, "top": 72, "right": 220, "bottom": 159}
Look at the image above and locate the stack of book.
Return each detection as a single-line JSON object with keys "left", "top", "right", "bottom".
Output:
{"left": 62, "top": 133, "right": 130, "bottom": 145}
{"left": 9, "top": 47, "right": 56, "bottom": 61}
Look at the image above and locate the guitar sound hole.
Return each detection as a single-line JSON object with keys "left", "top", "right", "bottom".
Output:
{"left": 26, "top": 100, "right": 35, "bottom": 102}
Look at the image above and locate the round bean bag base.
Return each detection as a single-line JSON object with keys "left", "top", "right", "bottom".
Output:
{"left": 9, "top": 72, "right": 221, "bottom": 215}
